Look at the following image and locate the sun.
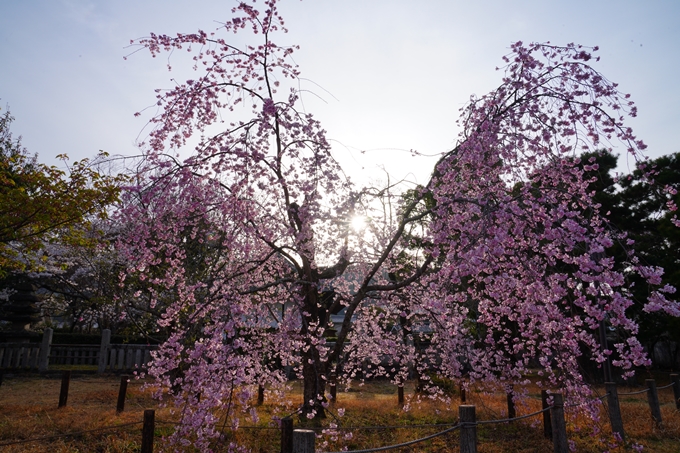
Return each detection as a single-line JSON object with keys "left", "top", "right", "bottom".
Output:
{"left": 350, "top": 215, "right": 367, "bottom": 232}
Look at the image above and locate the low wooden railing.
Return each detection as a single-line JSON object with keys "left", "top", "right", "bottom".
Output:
{"left": 0, "top": 328, "right": 157, "bottom": 373}
{"left": 0, "top": 342, "right": 41, "bottom": 370}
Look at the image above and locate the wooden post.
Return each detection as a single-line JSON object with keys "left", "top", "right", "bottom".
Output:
{"left": 58, "top": 370, "right": 71, "bottom": 408}
{"left": 605, "top": 382, "right": 625, "bottom": 442}
{"left": 549, "top": 393, "right": 568, "bottom": 453}
{"left": 281, "top": 417, "right": 293, "bottom": 453}
{"left": 292, "top": 429, "right": 315, "bottom": 453}
{"left": 141, "top": 409, "right": 155, "bottom": 453}
{"left": 134, "top": 349, "right": 142, "bottom": 369}
{"left": 670, "top": 374, "right": 680, "bottom": 410}
{"left": 15, "top": 346, "right": 24, "bottom": 369}
{"left": 646, "top": 379, "right": 662, "bottom": 427}
{"left": 541, "top": 390, "right": 552, "bottom": 439}
{"left": 117, "top": 375, "right": 129, "bottom": 413}
{"left": 506, "top": 388, "right": 516, "bottom": 420}
{"left": 257, "top": 384, "right": 265, "bottom": 406}
{"left": 416, "top": 374, "right": 425, "bottom": 394}
{"left": 30, "top": 344, "right": 40, "bottom": 369}
{"left": 398, "top": 385, "right": 404, "bottom": 407}
{"left": 125, "top": 346, "right": 134, "bottom": 370}
{"left": 38, "top": 328, "right": 53, "bottom": 372}
{"left": 459, "top": 405, "right": 477, "bottom": 453}
{"left": 459, "top": 382, "right": 466, "bottom": 403}
{"left": 98, "top": 329, "right": 111, "bottom": 374}
{"left": 117, "top": 348, "right": 125, "bottom": 370}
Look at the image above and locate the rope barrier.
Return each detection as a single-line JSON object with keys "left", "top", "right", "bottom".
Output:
{"left": 615, "top": 381, "right": 676, "bottom": 395}
{"left": 0, "top": 421, "right": 142, "bottom": 447}
{"left": 155, "top": 419, "right": 182, "bottom": 426}
{"left": 157, "top": 417, "right": 461, "bottom": 432}
{"left": 309, "top": 422, "right": 461, "bottom": 431}
{"left": 324, "top": 405, "right": 554, "bottom": 453}
{"left": 564, "top": 392, "right": 610, "bottom": 408}
{"left": 158, "top": 419, "right": 280, "bottom": 430}
{"left": 6, "top": 379, "right": 672, "bottom": 451}
{"left": 157, "top": 418, "right": 287, "bottom": 430}
{"left": 618, "top": 388, "right": 649, "bottom": 396}
{"left": 322, "top": 390, "right": 623, "bottom": 453}
{"left": 324, "top": 423, "right": 462, "bottom": 453}
{"left": 476, "top": 405, "right": 550, "bottom": 425}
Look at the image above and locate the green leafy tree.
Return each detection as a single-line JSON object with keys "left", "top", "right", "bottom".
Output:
{"left": 0, "top": 107, "right": 123, "bottom": 277}
{"left": 582, "top": 150, "right": 680, "bottom": 368}
{"left": 618, "top": 153, "right": 680, "bottom": 365}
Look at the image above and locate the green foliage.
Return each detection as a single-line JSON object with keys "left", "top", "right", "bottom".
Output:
{"left": 0, "top": 107, "right": 124, "bottom": 277}
{"left": 582, "top": 150, "right": 680, "bottom": 363}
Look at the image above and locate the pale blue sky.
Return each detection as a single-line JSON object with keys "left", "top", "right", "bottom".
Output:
{"left": 1, "top": 0, "right": 678, "bottom": 184}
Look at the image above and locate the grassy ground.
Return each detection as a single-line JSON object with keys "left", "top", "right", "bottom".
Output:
{"left": 0, "top": 372, "right": 679, "bottom": 452}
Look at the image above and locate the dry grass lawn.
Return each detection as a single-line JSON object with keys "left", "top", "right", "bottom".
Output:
{"left": 0, "top": 372, "right": 679, "bottom": 452}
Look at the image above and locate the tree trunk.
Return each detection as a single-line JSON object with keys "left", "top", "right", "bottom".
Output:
{"left": 301, "top": 341, "right": 327, "bottom": 420}
{"left": 299, "top": 271, "right": 328, "bottom": 420}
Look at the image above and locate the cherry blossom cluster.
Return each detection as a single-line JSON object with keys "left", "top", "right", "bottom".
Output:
{"left": 118, "top": 2, "right": 678, "bottom": 451}
{"left": 422, "top": 42, "right": 673, "bottom": 406}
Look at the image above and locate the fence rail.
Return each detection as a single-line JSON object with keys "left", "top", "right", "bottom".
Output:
{"left": 287, "top": 376, "right": 680, "bottom": 453}
{"left": 103, "top": 344, "right": 156, "bottom": 372}
{"left": 0, "top": 342, "right": 41, "bottom": 370}
{"left": 50, "top": 344, "right": 100, "bottom": 366}
{"left": 0, "top": 328, "right": 157, "bottom": 373}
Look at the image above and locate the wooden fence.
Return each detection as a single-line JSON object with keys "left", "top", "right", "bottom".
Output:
{"left": 0, "top": 328, "right": 157, "bottom": 373}
{"left": 0, "top": 342, "right": 41, "bottom": 370}
{"left": 1, "top": 372, "right": 678, "bottom": 453}
{"left": 0, "top": 372, "right": 155, "bottom": 452}
{"left": 282, "top": 376, "right": 680, "bottom": 453}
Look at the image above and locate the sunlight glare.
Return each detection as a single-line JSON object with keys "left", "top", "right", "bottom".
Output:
{"left": 350, "top": 215, "right": 367, "bottom": 232}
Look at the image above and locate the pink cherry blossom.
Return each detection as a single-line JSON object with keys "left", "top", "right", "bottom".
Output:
{"left": 117, "top": 2, "right": 678, "bottom": 451}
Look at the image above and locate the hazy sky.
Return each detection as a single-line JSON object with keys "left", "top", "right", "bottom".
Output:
{"left": 1, "top": 0, "right": 679, "bottom": 185}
